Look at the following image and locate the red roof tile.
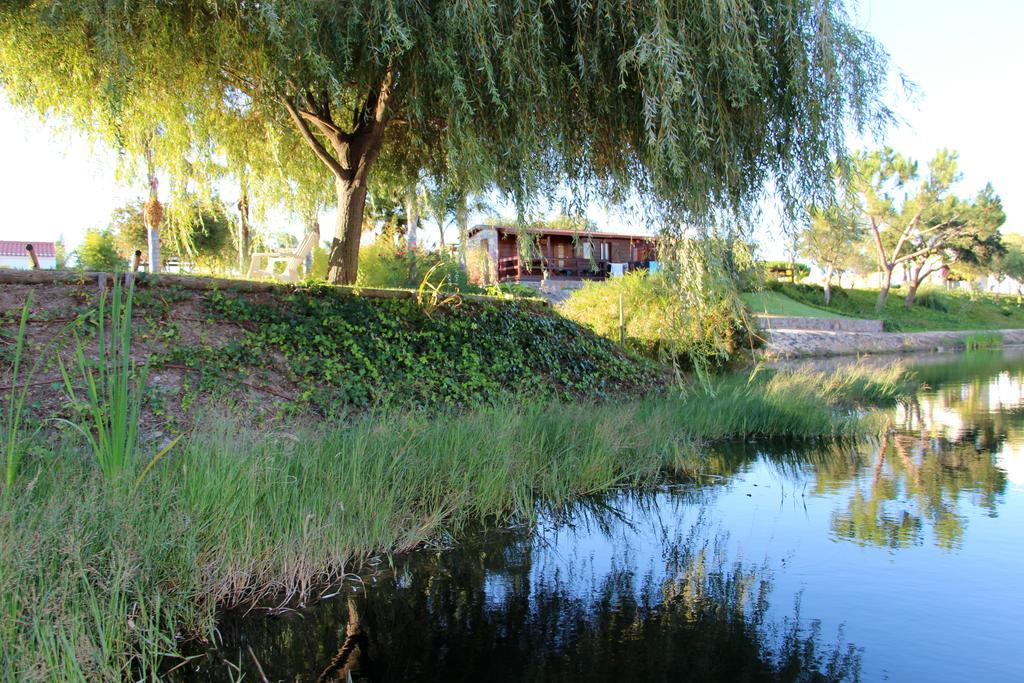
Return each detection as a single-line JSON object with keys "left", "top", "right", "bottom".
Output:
{"left": 0, "top": 241, "right": 57, "bottom": 258}
{"left": 468, "top": 224, "right": 657, "bottom": 241}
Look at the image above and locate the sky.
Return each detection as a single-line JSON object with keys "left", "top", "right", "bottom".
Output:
{"left": 0, "top": 0, "right": 1021, "bottom": 256}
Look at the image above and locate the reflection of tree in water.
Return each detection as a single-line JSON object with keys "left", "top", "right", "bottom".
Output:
{"left": 185, "top": 516, "right": 860, "bottom": 682}
{"left": 828, "top": 431, "right": 1007, "bottom": 550}
{"left": 808, "top": 364, "right": 1014, "bottom": 550}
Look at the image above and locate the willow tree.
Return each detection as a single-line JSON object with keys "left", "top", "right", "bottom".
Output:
{"left": 0, "top": 1, "right": 890, "bottom": 284}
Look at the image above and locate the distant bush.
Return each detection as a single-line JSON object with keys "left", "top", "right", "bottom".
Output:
{"left": 770, "top": 281, "right": 849, "bottom": 305}
{"left": 762, "top": 260, "right": 811, "bottom": 282}
{"left": 74, "top": 229, "right": 126, "bottom": 271}
{"left": 915, "top": 288, "right": 953, "bottom": 313}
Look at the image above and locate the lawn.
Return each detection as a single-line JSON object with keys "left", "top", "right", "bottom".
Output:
{"left": 741, "top": 290, "right": 846, "bottom": 318}
{"left": 772, "top": 283, "right": 1024, "bottom": 332}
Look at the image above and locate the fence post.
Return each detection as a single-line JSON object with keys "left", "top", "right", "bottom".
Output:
{"left": 25, "top": 244, "right": 40, "bottom": 270}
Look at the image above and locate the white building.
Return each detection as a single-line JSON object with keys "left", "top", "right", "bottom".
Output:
{"left": 0, "top": 240, "right": 57, "bottom": 269}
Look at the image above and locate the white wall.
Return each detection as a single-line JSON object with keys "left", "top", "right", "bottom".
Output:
{"left": 0, "top": 255, "right": 56, "bottom": 270}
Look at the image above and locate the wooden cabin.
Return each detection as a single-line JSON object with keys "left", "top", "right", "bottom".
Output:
{"left": 466, "top": 224, "right": 657, "bottom": 284}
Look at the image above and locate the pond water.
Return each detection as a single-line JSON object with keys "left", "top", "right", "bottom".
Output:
{"left": 181, "top": 350, "right": 1024, "bottom": 682}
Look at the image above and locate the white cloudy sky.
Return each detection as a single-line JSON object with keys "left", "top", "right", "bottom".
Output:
{"left": 0, "top": 0, "right": 1020, "bottom": 256}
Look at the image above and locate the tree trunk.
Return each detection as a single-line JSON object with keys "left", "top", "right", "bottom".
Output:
{"left": 823, "top": 263, "right": 834, "bottom": 305}
{"left": 903, "top": 263, "right": 920, "bottom": 309}
{"left": 876, "top": 266, "right": 894, "bottom": 311}
{"left": 237, "top": 187, "right": 251, "bottom": 272}
{"left": 903, "top": 282, "right": 919, "bottom": 309}
{"left": 282, "top": 72, "right": 393, "bottom": 286}
{"left": 143, "top": 143, "right": 162, "bottom": 273}
{"left": 326, "top": 177, "right": 369, "bottom": 284}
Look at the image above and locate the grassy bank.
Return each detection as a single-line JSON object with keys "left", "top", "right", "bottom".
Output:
{"left": 0, "top": 364, "right": 912, "bottom": 680}
{"left": 0, "top": 279, "right": 660, "bottom": 430}
{"left": 761, "top": 283, "right": 1024, "bottom": 332}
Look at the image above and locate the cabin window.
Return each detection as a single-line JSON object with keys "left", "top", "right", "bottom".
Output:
{"left": 599, "top": 242, "right": 610, "bottom": 260}
{"left": 582, "top": 241, "right": 593, "bottom": 260}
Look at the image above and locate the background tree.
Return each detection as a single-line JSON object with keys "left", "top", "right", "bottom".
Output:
{"left": 800, "top": 202, "right": 865, "bottom": 304}
{"left": 989, "top": 233, "right": 1024, "bottom": 301}
{"left": 849, "top": 148, "right": 1004, "bottom": 309}
{"left": 111, "top": 199, "right": 236, "bottom": 269}
{"left": 897, "top": 183, "right": 1005, "bottom": 308}
{"left": 74, "top": 229, "right": 125, "bottom": 271}
{"left": 1, "top": 0, "right": 891, "bottom": 285}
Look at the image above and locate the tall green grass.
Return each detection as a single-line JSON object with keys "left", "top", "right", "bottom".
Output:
{"left": 963, "top": 332, "right": 1003, "bottom": 351}
{"left": 57, "top": 279, "right": 147, "bottom": 479}
{"left": 2, "top": 296, "right": 32, "bottom": 486}
{"left": 0, "top": 363, "right": 912, "bottom": 680}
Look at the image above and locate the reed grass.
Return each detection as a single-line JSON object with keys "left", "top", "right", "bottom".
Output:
{"left": 0, "top": 363, "right": 912, "bottom": 680}
{"left": 57, "top": 279, "right": 147, "bottom": 480}
{"left": 963, "top": 332, "right": 1004, "bottom": 351}
{"left": 1, "top": 296, "right": 32, "bottom": 487}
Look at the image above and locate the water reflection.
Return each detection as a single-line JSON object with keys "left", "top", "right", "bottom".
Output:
{"left": 186, "top": 511, "right": 861, "bottom": 682}
{"left": 180, "top": 350, "right": 1024, "bottom": 682}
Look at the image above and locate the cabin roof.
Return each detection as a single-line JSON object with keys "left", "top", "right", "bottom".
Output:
{"left": 0, "top": 241, "right": 56, "bottom": 258}
{"left": 468, "top": 224, "right": 657, "bottom": 241}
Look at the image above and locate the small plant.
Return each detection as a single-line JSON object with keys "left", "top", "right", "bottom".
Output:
{"left": 416, "top": 262, "right": 461, "bottom": 318}
{"left": 964, "top": 332, "right": 1003, "bottom": 351}
{"left": 58, "top": 278, "right": 151, "bottom": 479}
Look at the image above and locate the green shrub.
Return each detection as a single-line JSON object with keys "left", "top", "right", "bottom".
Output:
{"left": 964, "top": 332, "right": 1003, "bottom": 350}
{"left": 74, "top": 228, "right": 126, "bottom": 271}
{"left": 761, "top": 260, "right": 811, "bottom": 282}
{"left": 915, "top": 288, "right": 952, "bottom": 312}
{"left": 356, "top": 241, "right": 473, "bottom": 291}
{"left": 560, "top": 271, "right": 746, "bottom": 368}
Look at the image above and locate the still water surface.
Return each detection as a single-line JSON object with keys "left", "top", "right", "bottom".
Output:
{"left": 184, "top": 350, "right": 1024, "bottom": 681}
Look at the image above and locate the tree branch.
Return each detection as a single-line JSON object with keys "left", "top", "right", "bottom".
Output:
{"left": 282, "top": 96, "right": 350, "bottom": 181}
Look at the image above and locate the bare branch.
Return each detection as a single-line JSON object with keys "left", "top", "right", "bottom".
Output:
{"left": 282, "top": 96, "right": 350, "bottom": 181}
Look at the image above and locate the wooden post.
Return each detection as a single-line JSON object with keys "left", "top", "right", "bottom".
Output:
{"left": 25, "top": 244, "right": 40, "bottom": 270}
{"left": 132, "top": 250, "right": 142, "bottom": 272}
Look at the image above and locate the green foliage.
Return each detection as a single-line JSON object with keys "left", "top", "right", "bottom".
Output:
{"left": 847, "top": 148, "right": 1006, "bottom": 307}
{"left": 561, "top": 268, "right": 747, "bottom": 370}
{"left": 0, "top": 362, "right": 910, "bottom": 677}
{"left": 0, "top": 0, "right": 892, "bottom": 281}
{"left": 190, "top": 285, "right": 657, "bottom": 413}
{"left": 74, "top": 229, "right": 126, "bottom": 271}
{"left": 914, "top": 288, "right": 952, "bottom": 312}
{"left": 801, "top": 201, "right": 865, "bottom": 279}
{"left": 483, "top": 282, "right": 540, "bottom": 299}
{"left": 56, "top": 281, "right": 147, "bottom": 479}
{"left": 991, "top": 234, "right": 1024, "bottom": 291}
{"left": 773, "top": 282, "right": 1024, "bottom": 332}
{"left": 963, "top": 332, "right": 1003, "bottom": 350}
{"left": 356, "top": 241, "right": 471, "bottom": 291}
{"left": 762, "top": 260, "right": 812, "bottom": 281}
{"left": 110, "top": 201, "right": 148, "bottom": 255}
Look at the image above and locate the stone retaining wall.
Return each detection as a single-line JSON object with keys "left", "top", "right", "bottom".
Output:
{"left": 754, "top": 315, "right": 883, "bottom": 333}
{"left": 761, "top": 328, "right": 1024, "bottom": 359}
